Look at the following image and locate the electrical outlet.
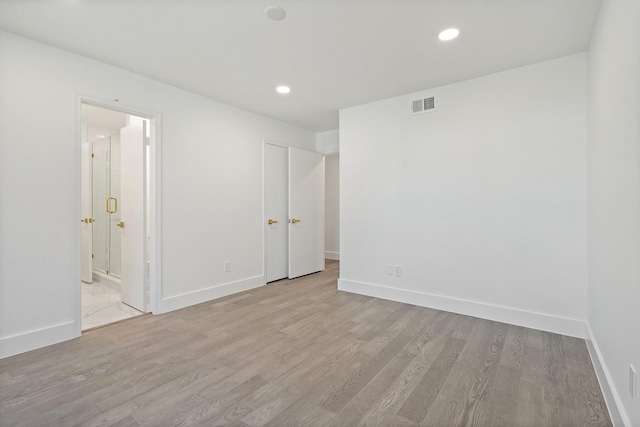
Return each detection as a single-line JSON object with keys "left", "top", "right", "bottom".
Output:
{"left": 630, "top": 364, "right": 637, "bottom": 401}
{"left": 224, "top": 261, "right": 231, "bottom": 273}
{"left": 386, "top": 265, "right": 393, "bottom": 276}
{"left": 393, "top": 265, "right": 402, "bottom": 277}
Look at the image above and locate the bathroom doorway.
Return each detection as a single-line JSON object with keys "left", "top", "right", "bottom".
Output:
{"left": 80, "top": 103, "right": 152, "bottom": 330}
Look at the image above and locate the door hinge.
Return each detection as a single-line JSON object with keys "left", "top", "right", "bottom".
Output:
{"left": 91, "top": 153, "right": 95, "bottom": 158}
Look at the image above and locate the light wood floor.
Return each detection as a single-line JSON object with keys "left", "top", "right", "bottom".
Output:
{"left": 1, "top": 260, "right": 612, "bottom": 426}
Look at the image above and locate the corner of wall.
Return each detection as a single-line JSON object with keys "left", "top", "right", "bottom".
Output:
{"left": 315, "top": 129, "right": 340, "bottom": 154}
{"left": 584, "top": 322, "right": 629, "bottom": 427}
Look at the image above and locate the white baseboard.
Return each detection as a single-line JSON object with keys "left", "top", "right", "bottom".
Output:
{"left": 337, "top": 279, "right": 585, "bottom": 338}
{"left": 325, "top": 251, "right": 340, "bottom": 260}
{"left": 585, "top": 323, "right": 628, "bottom": 427}
{"left": 0, "top": 321, "right": 76, "bottom": 359}
{"left": 157, "top": 275, "right": 265, "bottom": 314}
{"left": 92, "top": 270, "right": 120, "bottom": 284}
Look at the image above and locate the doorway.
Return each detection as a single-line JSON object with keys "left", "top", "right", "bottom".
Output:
{"left": 80, "top": 102, "right": 152, "bottom": 330}
{"left": 264, "top": 142, "right": 325, "bottom": 282}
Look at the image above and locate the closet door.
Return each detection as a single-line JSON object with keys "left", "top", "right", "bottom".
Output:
{"left": 288, "top": 148, "right": 325, "bottom": 279}
{"left": 265, "top": 144, "right": 289, "bottom": 282}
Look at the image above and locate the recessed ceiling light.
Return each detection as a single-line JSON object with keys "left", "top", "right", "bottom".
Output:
{"left": 265, "top": 5, "right": 286, "bottom": 21}
{"left": 438, "top": 28, "right": 460, "bottom": 41}
{"left": 276, "top": 85, "right": 291, "bottom": 94}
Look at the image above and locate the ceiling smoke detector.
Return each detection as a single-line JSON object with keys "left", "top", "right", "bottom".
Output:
{"left": 265, "top": 6, "right": 286, "bottom": 21}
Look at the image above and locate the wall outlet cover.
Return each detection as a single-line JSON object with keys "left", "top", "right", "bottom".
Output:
{"left": 393, "top": 265, "right": 402, "bottom": 277}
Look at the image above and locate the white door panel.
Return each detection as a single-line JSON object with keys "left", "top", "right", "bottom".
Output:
{"left": 265, "top": 144, "right": 289, "bottom": 282}
{"left": 289, "top": 148, "right": 325, "bottom": 279}
{"left": 120, "top": 124, "right": 145, "bottom": 311}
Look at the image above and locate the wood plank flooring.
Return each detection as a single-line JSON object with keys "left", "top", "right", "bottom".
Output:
{"left": 0, "top": 260, "right": 612, "bottom": 426}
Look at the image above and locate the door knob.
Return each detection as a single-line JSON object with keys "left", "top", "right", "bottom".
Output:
{"left": 290, "top": 218, "right": 301, "bottom": 224}
{"left": 117, "top": 221, "right": 125, "bottom": 228}
{"left": 268, "top": 219, "right": 278, "bottom": 225}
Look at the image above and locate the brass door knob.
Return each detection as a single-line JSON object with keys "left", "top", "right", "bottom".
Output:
{"left": 290, "top": 218, "right": 301, "bottom": 224}
{"left": 116, "top": 221, "right": 125, "bottom": 228}
{"left": 268, "top": 219, "right": 278, "bottom": 225}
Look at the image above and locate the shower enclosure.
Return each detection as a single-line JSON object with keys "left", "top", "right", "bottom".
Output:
{"left": 92, "top": 133, "right": 121, "bottom": 278}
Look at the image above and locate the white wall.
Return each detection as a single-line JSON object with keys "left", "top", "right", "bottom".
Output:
{"left": 0, "top": 30, "right": 315, "bottom": 358}
{"left": 587, "top": 0, "right": 640, "bottom": 425}
{"left": 339, "top": 53, "right": 588, "bottom": 337}
{"left": 317, "top": 129, "right": 340, "bottom": 260}
{"left": 325, "top": 154, "right": 340, "bottom": 260}
{"left": 316, "top": 129, "right": 339, "bottom": 154}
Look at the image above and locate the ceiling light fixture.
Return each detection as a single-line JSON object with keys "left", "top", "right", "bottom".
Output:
{"left": 265, "top": 5, "right": 286, "bottom": 21}
{"left": 276, "top": 85, "right": 291, "bottom": 94}
{"left": 438, "top": 28, "right": 460, "bottom": 41}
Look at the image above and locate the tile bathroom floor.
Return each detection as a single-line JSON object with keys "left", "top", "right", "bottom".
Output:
{"left": 81, "top": 275, "right": 144, "bottom": 330}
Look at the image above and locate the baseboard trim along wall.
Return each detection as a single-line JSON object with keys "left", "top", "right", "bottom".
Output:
{"left": 337, "top": 279, "right": 586, "bottom": 338}
{"left": 0, "top": 321, "right": 76, "bottom": 359}
{"left": 157, "top": 275, "right": 265, "bottom": 314}
{"left": 585, "top": 324, "right": 627, "bottom": 427}
{"left": 325, "top": 251, "right": 340, "bottom": 260}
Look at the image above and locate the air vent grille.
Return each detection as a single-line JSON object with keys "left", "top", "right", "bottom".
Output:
{"left": 411, "top": 96, "right": 436, "bottom": 115}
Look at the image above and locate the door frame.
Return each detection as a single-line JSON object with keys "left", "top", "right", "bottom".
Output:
{"left": 73, "top": 94, "right": 162, "bottom": 336}
{"left": 263, "top": 140, "right": 327, "bottom": 282}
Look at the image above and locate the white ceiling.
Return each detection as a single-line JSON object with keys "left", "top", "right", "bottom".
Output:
{"left": 0, "top": 0, "right": 601, "bottom": 132}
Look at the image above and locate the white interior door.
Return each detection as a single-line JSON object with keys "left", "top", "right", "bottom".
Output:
{"left": 119, "top": 123, "right": 146, "bottom": 311}
{"left": 265, "top": 144, "right": 289, "bottom": 282}
{"left": 80, "top": 142, "right": 93, "bottom": 283}
{"left": 289, "top": 147, "right": 325, "bottom": 278}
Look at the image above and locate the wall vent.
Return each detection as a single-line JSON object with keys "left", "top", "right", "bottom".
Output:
{"left": 411, "top": 96, "right": 436, "bottom": 115}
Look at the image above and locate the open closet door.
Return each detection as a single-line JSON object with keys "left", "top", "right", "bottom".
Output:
{"left": 288, "top": 147, "right": 325, "bottom": 279}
